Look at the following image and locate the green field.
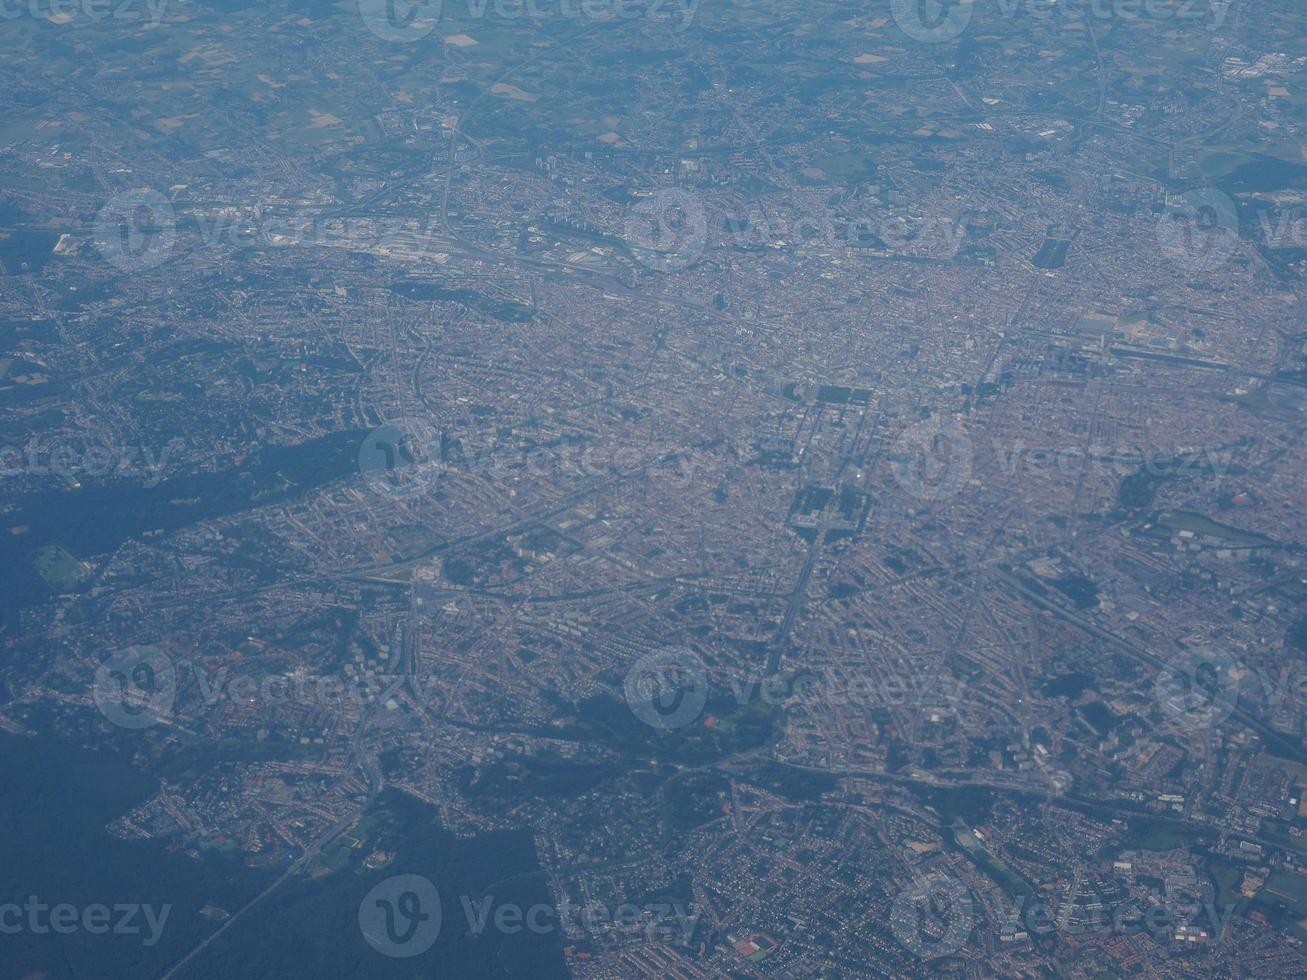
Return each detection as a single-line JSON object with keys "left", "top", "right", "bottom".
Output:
{"left": 33, "top": 544, "right": 88, "bottom": 592}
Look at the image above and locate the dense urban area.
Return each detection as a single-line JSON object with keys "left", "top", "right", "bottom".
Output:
{"left": 2, "top": 0, "right": 1307, "bottom": 977}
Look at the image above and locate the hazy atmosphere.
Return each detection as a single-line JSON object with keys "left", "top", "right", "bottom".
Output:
{"left": 1, "top": 1, "right": 1306, "bottom": 977}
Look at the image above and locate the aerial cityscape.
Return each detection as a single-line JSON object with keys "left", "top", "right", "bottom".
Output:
{"left": 2, "top": 0, "right": 1307, "bottom": 976}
